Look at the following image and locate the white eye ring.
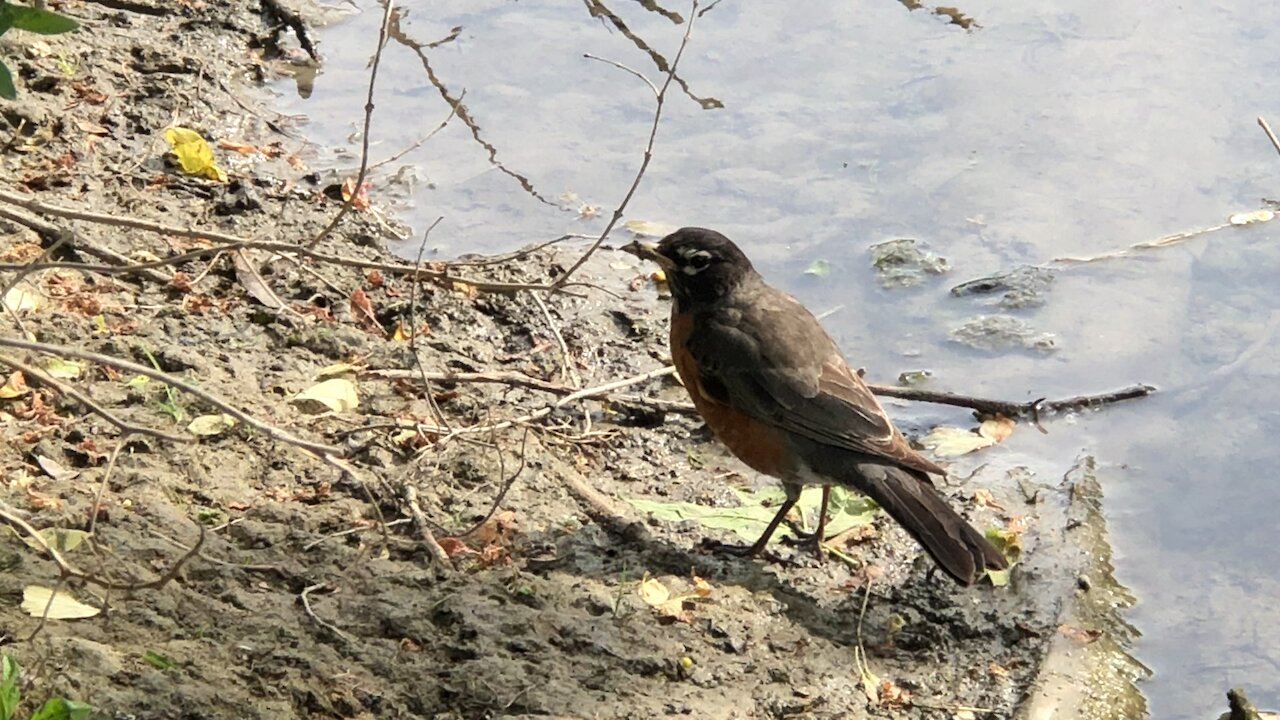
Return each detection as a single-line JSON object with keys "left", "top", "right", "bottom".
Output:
{"left": 683, "top": 251, "right": 712, "bottom": 274}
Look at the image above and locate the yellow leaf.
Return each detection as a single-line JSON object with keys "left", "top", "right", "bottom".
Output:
{"left": 21, "top": 585, "right": 101, "bottom": 619}
{"left": 163, "top": 126, "right": 228, "bottom": 182}
{"left": 637, "top": 574, "right": 670, "bottom": 606}
{"left": 186, "top": 413, "right": 237, "bottom": 437}
{"left": 291, "top": 378, "right": 359, "bottom": 413}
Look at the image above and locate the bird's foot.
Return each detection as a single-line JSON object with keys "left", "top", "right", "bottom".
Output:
{"left": 780, "top": 530, "right": 828, "bottom": 561}
{"left": 698, "top": 537, "right": 760, "bottom": 557}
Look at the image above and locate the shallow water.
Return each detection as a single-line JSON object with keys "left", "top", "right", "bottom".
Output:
{"left": 276, "top": 2, "right": 1280, "bottom": 716}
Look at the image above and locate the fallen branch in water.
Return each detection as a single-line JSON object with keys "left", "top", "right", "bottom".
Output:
{"left": 366, "top": 364, "right": 1155, "bottom": 421}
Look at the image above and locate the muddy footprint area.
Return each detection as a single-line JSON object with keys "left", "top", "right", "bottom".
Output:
{"left": 0, "top": 2, "right": 1142, "bottom": 719}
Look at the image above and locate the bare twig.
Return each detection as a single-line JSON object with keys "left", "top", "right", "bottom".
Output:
{"left": 0, "top": 190, "right": 562, "bottom": 293}
{"left": 453, "top": 427, "right": 530, "bottom": 538}
{"left": 367, "top": 363, "right": 1155, "bottom": 420}
{"left": 1259, "top": 116, "right": 1280, "bottom": 160}
{"left": 402, "top": 484, "right": 454, "bottom": 570}
{"left": 582, "top": 53, "right": 658, "bottom": 96}
{"left": 321, "top": 454, "right": 391, "bottom": 551}
{"left": 0, "top": 501, "right": 205, "bottom": 591}
{"left": 551, "top": 0, "right": 700, "bottom": 289}
{"left": 367, "top": 94, "right": 462, "bottom": 172}
{"left": 304, "top": 0, "right": 396, "bottom": 250}
{"left": 302, "top": 517, "right": 412, "bottom": 551}
{"left": 88, "top": 437, "right": 132, "bottom": 535}
{"left": 300, "top": 583, "right": 355, "bottom": 641}
{"left": 0, "top": 353, "right": 190, "bottom": 444}
{"left": 409, "top": 217, "right": 450, "bottom": 429}
{"left": 0, "top": 338, "right": 340, "bottom": 456}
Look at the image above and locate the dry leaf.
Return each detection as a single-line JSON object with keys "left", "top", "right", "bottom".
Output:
{"left": 21, "top": 585, "right": 101, "bottom": 619}
{"left": 972, "top": 488, "right": 1005, "bottom": 511}
{"left": 35, "top": 454, "right": 78, "bottom": 481}
{"left": 472, "top": 510, "right": 518, "bottom": 547}
{"left": 637, "top": 574, "right": 670, "bottom": 607}
{"left": 920, "top": 426, "right": 996, "bottom": 457}
{"left": 217, "top": 139, "right": 260, "bottom": 155}
{"left": 186, "top": 413, "right": 237, "bottom": 437}
{"left": 291, "top": 378, "right": 359, "bottom": 413}
{"left": 1228, "top": 209, "right": 1275, "bottom": 226}
{"left": 163, "top": 126, "right": 228, "bottom": 182}
{"left": 437, "top": 537, "right": 474, "bottom": 557}
{"left": 26, "top": 487, "right": 63, "bottom": 510}
{"left": 22, "top": 527, "right": 91, "bottom": 554}
{"left": 3, "top": 285, "right": 42, "bottom": 313}
{"left": 341, "top": 177, "right": 371, "bottom": 210}
{"left": 978, "top": 415, "right": 1015, "bottom": 442}
{"left": 313, "top": 363, "right": 362, "bottom": 380}
{"left": 0, "top": 371, "right": 30, "bottom": 399}
{"left": 624, "top": 219, "right": 677, "bottom": 238}
{"left": 691, "top": 574, "right": 712, "bottom": 598}
{"left": 43, "top": 357, "right": 84, "bottom": 379}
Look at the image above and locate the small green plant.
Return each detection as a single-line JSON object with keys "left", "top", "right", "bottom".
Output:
{"left": 138, "top": 344, "right": 186, "bottom": 422}
{"left": 0, "top": 3, "right": 80, "bottom": 100}
{"left": 0, "top": 655, "right": 91, "bottom": 720}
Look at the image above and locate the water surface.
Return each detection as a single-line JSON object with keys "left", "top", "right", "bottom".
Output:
{"left": 276, "top": 2, "right": 1280, "bottom": 716}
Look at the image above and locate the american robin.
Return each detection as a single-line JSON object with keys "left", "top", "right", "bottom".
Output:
{"left": 622, "top": 227, "right": 1008, "bottom": 585}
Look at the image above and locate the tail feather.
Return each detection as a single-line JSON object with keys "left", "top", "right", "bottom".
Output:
{"left": 854, "top": 464, "right": 1008, "bottom": 586}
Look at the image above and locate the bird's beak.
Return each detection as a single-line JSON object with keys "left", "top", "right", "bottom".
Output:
{"left": 620, "top": 240, "right": 674, "bottom": 269}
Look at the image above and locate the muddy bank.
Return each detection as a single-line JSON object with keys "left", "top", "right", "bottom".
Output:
{"left": 0, "top": 2, "right": 1143, "bottom": 718}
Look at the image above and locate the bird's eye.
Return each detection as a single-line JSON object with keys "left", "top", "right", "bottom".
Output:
{"left": 687, "top": 251, "right": 712, "bottom": 271}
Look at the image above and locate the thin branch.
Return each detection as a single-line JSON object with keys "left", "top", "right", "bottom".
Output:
{"left": 402, "top": 484, "right": 454, "bottom": 570}
{"left": 1259, "top": 116, "right": 1280, "bottom": 160}
{"left": 366, "top": 364, "right": 1155, "bottom": 420}
{"left": 304, "top": 0, "right": 396, "bottom": 250}
{"left": 551, "top": 0, "right": 700, "bottom": 289}
{"left": 409, "top": 217, "right": 450, "bottom": 429}
{"left": 0, "top": 338, "right": 340, "bottom": 456}
{"left": 582, "top": 53, "right": 658, "bottom": 96}
{"left": 453, "top": 427, "right": 530, "bottom": 538}
{"left": 300, "top": 583, "right": 355, "bottom": 641}
{"left": 0, "top": 191, "right": 559, "bottom": 293}
{"left": 0, "top": 353, "right": 190, "bottom": 444}
{"left": 88, "top": 437, "right": 131, "bottom": 536}
{"left": 0, "top": 501, "right": 205, "bottom": 591}
{"left": 302, "top": 517, "right": 412, "bottom": 551}
{"left": 367, "top": 92, "right": 462, "bottom": 172}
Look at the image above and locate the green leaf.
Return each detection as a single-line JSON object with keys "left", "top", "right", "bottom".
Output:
{"left": 142, "top": 650, "right": 173, "bottom": 670}
{"left": 5, "top": 7, "right": 79, "bottom": 35}
{"left": 30, "top": 698, "right": 92, "bottom": 720}
{"left": 626, "top": 485, "right": 877, "bottom": 545}
{"left": 0, "top": 655, "right": 20, "bottom": 720}
{"left": 0, "top": 60, "right": 14, "bottom": 101}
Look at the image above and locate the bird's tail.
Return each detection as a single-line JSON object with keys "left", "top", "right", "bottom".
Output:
{"left": 854, "top": 464, "right": 1008, "bottom": 586}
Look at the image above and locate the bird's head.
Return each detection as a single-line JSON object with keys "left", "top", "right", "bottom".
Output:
{"left": 622, "top": 227, "right": 755, "bottom": 306}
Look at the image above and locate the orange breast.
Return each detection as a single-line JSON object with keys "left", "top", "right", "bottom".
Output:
{"left": 669, "top": 309, "right": 797, "bottom": 480}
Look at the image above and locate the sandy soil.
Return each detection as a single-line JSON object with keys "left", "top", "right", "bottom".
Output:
{"left": 0, "top": 2, "right": 1145, "bottom": 718}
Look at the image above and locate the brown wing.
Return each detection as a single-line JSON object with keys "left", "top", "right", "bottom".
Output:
{"left": 685, "top": 288, "right": 944, "bottom": 476}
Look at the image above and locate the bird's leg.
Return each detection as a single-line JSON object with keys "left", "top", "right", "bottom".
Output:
{"left": 701, "top": 489, "right": 800, "bottom": 557}
{"left": 782, "top": 485, "right": 831, "bottom": 559}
